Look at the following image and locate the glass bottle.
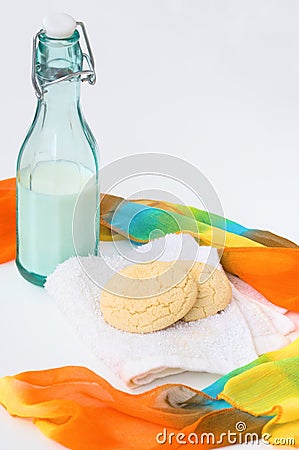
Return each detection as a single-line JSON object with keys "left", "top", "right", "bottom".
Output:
{"left": 16, "top": 14, "right": 99, "bottom": 287}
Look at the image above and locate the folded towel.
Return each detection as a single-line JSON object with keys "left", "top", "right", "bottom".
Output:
{"left": 228, "top": 273, "right": 295, "bottom": 352}
{"left": 46, "top": 234, "right": 295, "bottom": 388}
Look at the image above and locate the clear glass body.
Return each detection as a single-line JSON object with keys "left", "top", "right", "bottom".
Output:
{"left": 16, "top": 31, "right": 99, "bottom": 286}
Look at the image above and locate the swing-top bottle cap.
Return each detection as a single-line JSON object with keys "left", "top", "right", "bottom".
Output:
{"left": 43, "top": 13, "right": 77, "bottom": 39}
{"left": 33, "top": 15, "right": 96, "bottom": 98}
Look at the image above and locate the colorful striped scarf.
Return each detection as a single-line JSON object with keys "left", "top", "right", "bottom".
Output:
{"left": 2, "top": 179, "right": 298, "bottom": 310}
{"left": 0, "top": 340, "right": 298, "bottom": 449}
{"left": 0, "top": 178, "right": 298, "bottom": 448}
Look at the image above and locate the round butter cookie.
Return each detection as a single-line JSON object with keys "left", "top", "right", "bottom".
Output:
{"left": 183, "top": 262, "right": 232, "bottom": 321}
{"left": 100, "top": 261, "right": 198, "bottom": 334}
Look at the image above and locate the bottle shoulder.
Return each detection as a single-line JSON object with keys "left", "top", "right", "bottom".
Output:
{"left": 17, "top": 100, "right": 99, "bottom": 173}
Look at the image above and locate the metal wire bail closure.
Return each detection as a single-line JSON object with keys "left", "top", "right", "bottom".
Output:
{"left": 32, "top": 21, "right": 97, "bottom": 99}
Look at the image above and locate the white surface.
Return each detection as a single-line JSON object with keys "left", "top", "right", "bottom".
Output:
{"left": 0, "top": 1, "right": 298, "bottom": 449}
{"left": 43, "top": 13, "right": 77, "bottom": 39}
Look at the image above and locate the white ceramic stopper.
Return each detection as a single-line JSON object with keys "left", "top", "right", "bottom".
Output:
{"left": 43, "top": 13, "right": 77, "bottom": 39}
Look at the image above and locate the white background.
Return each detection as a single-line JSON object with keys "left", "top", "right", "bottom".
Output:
{"left": 0, "top": 1, "right": 298, "bottom": 449}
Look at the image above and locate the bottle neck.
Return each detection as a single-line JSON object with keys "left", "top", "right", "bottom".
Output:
{"left": 35, "top": 31, "right": 83, "bottom": 119}
{"left": 36, "top": 30, "right": 82, "bottom": 103}
{"left": 40, "top": 80, "right": 81, "bottom": 114}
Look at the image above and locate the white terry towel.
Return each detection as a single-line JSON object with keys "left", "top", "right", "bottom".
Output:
{"left": 46, "top": 234, "right": 295, "bottom": 388}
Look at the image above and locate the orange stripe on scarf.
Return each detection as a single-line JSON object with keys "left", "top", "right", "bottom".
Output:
{"left": 0, "top": 178, "right": 16, "bottom": 264}
{"left": 221, "top": 247, "right": 299, "bottom": 312}
{"left": 0, "top": 366, "right": 268, "bottom": 450}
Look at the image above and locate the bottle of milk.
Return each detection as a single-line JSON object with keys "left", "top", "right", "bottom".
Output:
{"left": 16, "top": 14, "right": 99, "bottom": 286}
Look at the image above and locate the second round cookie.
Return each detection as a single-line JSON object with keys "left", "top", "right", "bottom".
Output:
{"left": 183, "top": 262, "right": 232, "bottom": 321}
